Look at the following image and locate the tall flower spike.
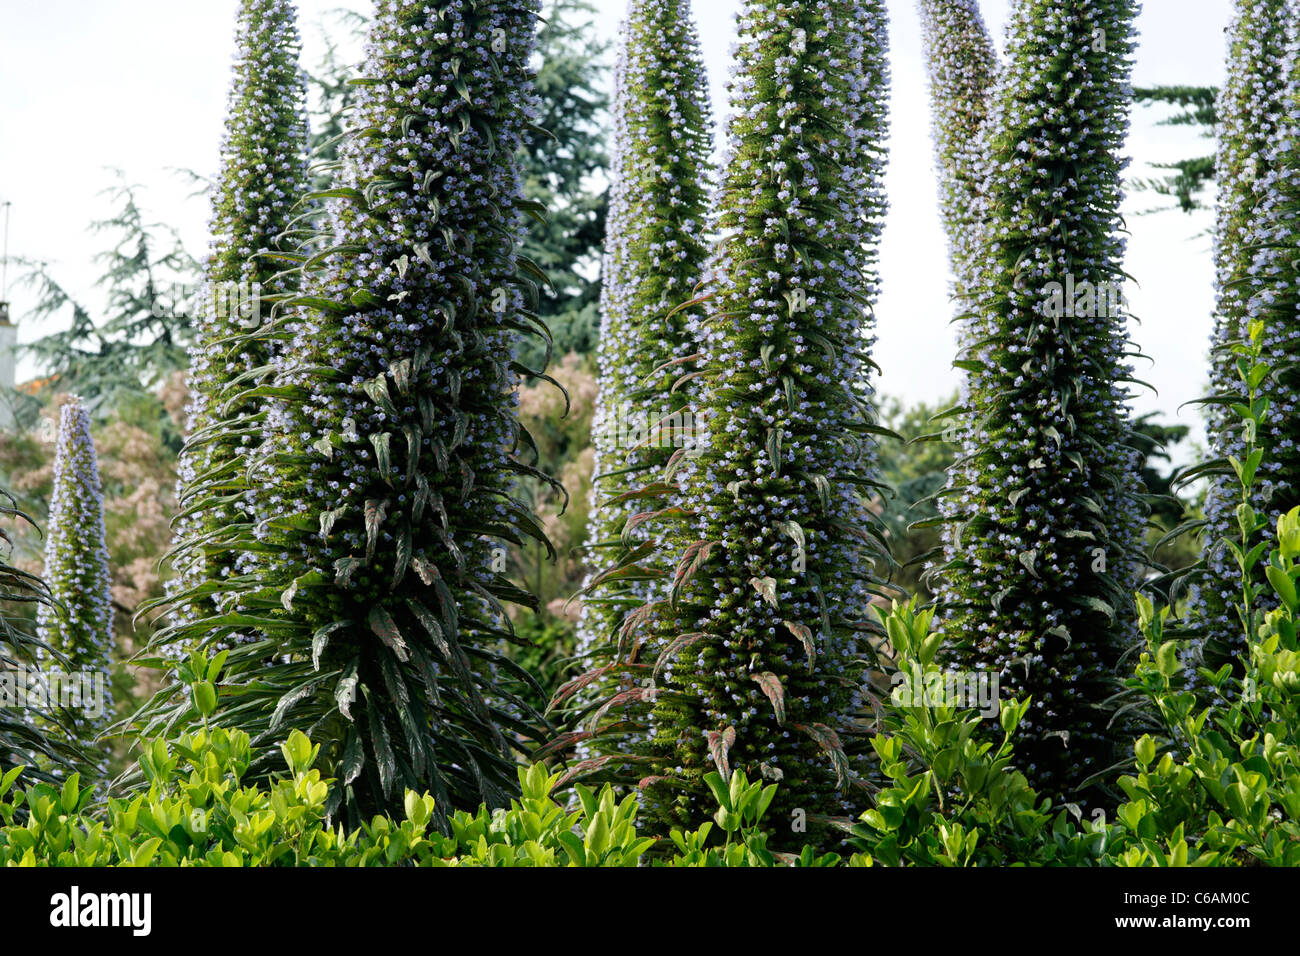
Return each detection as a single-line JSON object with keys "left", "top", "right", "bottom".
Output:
{"left": 570, "top": 0, "right": 714, "bottom": 769}
{"left": 36, "top": 398, "right": 114, "bottom": 775}
{"left": 915, "top": 0, "right": 999, "bottom": 600}
{"left": 140, "top": 0, "right": 554, "bottom": 829}
{"left": 916, "top": 0, "right": 998, "bottom": 311}
{"left": 175, "top": 0, "right": 310, "bottom": 609}
{"left": 1190, "top": 0, "right": 1294, "bottom": 667}
{"left": 933, "top": 0, "right": 1146, "bottom": 802}
{"left": 583, "top": 0, "right": 891, "bottom": 843}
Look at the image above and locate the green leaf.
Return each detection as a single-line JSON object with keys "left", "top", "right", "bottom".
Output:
{"left": 1155, "top": 641, "right": 1181, "bottom": 678}
{"left": 1266, "top": 565, "right": 1297, "bottom": 610}
{"left": 193, "top": 681, "right": 218, "bottom": 718}
{"left": 60, "top": 775, "right": 80, "bottom": 814}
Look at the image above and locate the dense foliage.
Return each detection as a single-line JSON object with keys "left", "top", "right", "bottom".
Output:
{"left": 0, "top": 492, "right": 73, "bottom": 783}
{"left": 854, "top": 330, "right": 1300, "bottom": 866}
{"left": 7, "top": 383, "right": 1296, "bottom": 866}
{"left": 582, "top": 0, "right": 892, "bottom": 844}
{"left": 2, "top": 0, "right": 1297, "bottom": 872}
{"left": 0, "top": 717, "right": 849, "bottom": 866}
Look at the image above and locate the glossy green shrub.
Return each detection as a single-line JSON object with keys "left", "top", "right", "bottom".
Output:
{"left": 1105, "top": 327, "right": 1300, "bottom": 866}
{"left": 0, "top": 725, "right": 848, "bottom": 867}
{"left": 846, "top": 601, "right": 1110, "bottom": 867}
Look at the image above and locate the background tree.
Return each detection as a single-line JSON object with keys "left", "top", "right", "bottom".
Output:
{"left": 1132, "top": 85, "right": 1218, "bottom": 213}
{"left": 19, "top": 175, "right": 199, "bottom": 404}
{"left": 34, "top": 398, "right": 114, "bottom": 776}
{"left": 934, "top": 0, "right": 1147, "bottom": 802}
{"left": 139, "top": 0, "right": 557, "bottom": 830}
{"left": 515, "top": 0, "right": 611, "bottom": 368}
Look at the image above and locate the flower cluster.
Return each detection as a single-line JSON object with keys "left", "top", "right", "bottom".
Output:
{"left": 36, "top": 398, "right": 115, "bottom": 770}
{"left": 601, "top": 0, "right": 891, "bottom": 842}
{"left": 932, "top": 0, "right": 1146, "bottom": 801}
{"left": 571, "top": 0, "right": 714, "bottom": 768}
{"left": 174, "top": 0, "right": 310, "bottom": 607}
{"left": 1190, "top": 0, "right": 1294, "bottom": 665}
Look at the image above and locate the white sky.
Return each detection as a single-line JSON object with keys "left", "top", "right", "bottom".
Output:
{"left": 0, "top": 0, "right": 1227, "bottom": 459}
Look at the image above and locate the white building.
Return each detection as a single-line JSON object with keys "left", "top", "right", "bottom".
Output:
{"left": 0, "top": 302, "right": 16, "bottom": 431}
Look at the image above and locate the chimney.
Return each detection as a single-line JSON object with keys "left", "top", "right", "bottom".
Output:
{"left": 0, "top": 303, "right": 15, "bottom": 431}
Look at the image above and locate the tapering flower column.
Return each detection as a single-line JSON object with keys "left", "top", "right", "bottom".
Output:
{"left": 597, "top": 0, "right": 891, "bottom": 841}
{"left": 146, "top": 0, "right": 555, "bottom": 828}
{"left": 36, "top": 398, "right": 114, "bottom": 771}
{"left": 571, "top": 0, "right": 714, "bottom": 765}
{"left": 916, "top": 0, "right": 998, "bottom": 310}
{"left": 934, "top": 0, "right": 1146, "bottom": 801}
{"left": 915, "top": 0, "right": 999, "bottom": 613}
{"left": 176, "top": 0, "right": 310, "bottom": 603}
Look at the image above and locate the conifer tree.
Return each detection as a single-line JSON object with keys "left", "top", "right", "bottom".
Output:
{"left": 934, "top": 0, "right": 1146, "bottom": 800}
{"left": 22, "top": 178, "right": 199, "bottom": 403}
{"left": 1191, "top": 0, "right": 1293, "bottom": 666}
{"left": 583, "top": 0, "right": 891, "bottom": 840}
{"left": 569, "top": 0, "right": 713, "bottom": 767}
{"left": 144, "top": 0, "right": 554, "bottom": 828}
{"left": 36, "top": 398, "right": 114, "bottom": 771}
{"left": 517, "top": 0, "right": 613, "bottom": 363}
